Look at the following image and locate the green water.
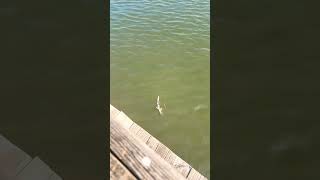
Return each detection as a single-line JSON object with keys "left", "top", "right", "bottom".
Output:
{"left": 110, "top": 0, "right": 210, "bottom": 178}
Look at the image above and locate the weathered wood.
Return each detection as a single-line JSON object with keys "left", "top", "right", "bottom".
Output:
{"left": 172, "top": 156, "right": 192, "bottom": 177}
{"left": 155, "top": 143, "right": 173, "bottom": 162}
{"left": 187, "top": 168, "right": 207, "bottom": 180}
{"left": 110, "top": 104, "right": 207, "bottom": 180}
{"left": 110, "top": 118, "right": 186, "bottom": 180}
{"left": 113, "top": 111, "right": 134, "bottom": 129}
{"left": 0, "top": 135, "right": 32, "bottom": 179}
{"left": 129, "top": 124, "right": 192, "bottom": 177}
{"left": 110, "top": 153, "right": 137, "bottom": 180}
{"left": 16, "top": 157, "right": 61, "bottom": 180}
{"left": 110, "top": 104, "right": 121, "bottom": 120}
{"left": 128, "top": 123, "right": 140, "bottom": 134}
{"left": 146, "top": 136, "right": 161, "bottom": 151}
{"left": 156, "top": 143, "right": 191, "bottom": 177}
{"left": 129, "top": 123, "right": 151, "bottom": 143}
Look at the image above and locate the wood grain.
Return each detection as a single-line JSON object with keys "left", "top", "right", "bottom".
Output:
{"left": 110, "top": 153, "right": 137, "bottom": 180}
{"left": 110, "top": 104, "right": 207, "bottom": 180}
{"left": 110, "top": 118, "right": 186, "bottom": 180}
{"left": 129, "top": 123, "right": 151, "bottom": 143}
{"left": 187, "top": 168, "right": 207, "bottom": 180}
{"left": 113, "top": 111, "right": 134, "bottom": 129}
{"left": 110, "top": 104, "right": 121, "bottom": 120}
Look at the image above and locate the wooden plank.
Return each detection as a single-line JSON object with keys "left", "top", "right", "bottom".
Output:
{"left": 199, "top": 175, "right": 207, "bottom": 180}
{"left": 110, "top": 118, "right": 186, "bottom": 180}
{"left": 113, "top": 111, "right": 134, "bottom": 129}
{"left": 173, "top": 156, "right": 193, "bottom": 178}
{"left": 146, "top": 136, "right": 191, "bottom": 177}
{"left": 155, "top": 143, "right": 172, "bottom": 161}
{"left": 135, "top": 128, "right": 151, "bottom": 143}
{"left": 187, "top": 168, "right": 207, "bottom": 180}
{"left": 127, "top": 123, "right": 191, "bottom": 177}
{"left": 110, "top": 104, "right": 207, "bottom": 180}
{"left": 155, "top": 144, "right": 179, "bottom": 171}
{"left": 110, "top": 104, "right": 120, "bottom": 120}
{"left": 0, "top": 135, "right": 32, "bottom": 179}
{"left": 160, "top": 149, "right": 177, "bottom": 167}
{"left": 129, "top": 123, "right": 151, "bottom": 143}
{"left": 146, "top": 136, "right": 160, "bottom": 151}
{"left": 110, "top": 153, "right": 137, "bottom": 180}
{"left": 128, "top": 123, "right": 140, "bottom": 133}
{"left": 16, "top": 157, "right": 55, "bottom": 180}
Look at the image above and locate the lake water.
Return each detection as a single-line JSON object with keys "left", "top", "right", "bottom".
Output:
{"left": 110, "top": 0, "right": 210, "bottom": 178}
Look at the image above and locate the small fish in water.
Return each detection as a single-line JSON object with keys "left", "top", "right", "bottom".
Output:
{"left": 156, "top": 96, "right": 163, "bottom": 115}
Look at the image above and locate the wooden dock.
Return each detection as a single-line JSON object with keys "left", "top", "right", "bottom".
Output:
{"left": 110, "top": 104, "right": 207, "bottom": 180}
{"left": 0, "top": 135, "right": 62, "bottom": 180}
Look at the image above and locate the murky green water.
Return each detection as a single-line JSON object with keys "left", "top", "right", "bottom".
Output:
{"left": 110, "top": 0, "right": 210, "bottom": 178}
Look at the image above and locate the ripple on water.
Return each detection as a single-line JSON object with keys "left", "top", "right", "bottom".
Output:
{"left": 111, "top": 0, "right": 210, "bottom": 178}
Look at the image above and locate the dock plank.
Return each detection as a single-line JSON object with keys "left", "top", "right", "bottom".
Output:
{"left": 173, "top": 156, "right": 192, "bottom": 178}
{"left": 146, "top": 136, "right": 160, "bottom": 151}
{"left": 113, "top": 111, "right": 134, "bottom": 129}
{"left": 110, "top": 118, "right": 186, "bottom": 180}
{"left": 128, "top": 123, "right": 140, "bottom": 134}
{"left": 155, "top": 143, "right": 172, "bottom": 161}
{"left": 140, "top": 130, "right": 191, "bottom": 177}
{"left": 187, "top": 168, "right": 206, "bottom": 180}
{"left": 110, "top": 104, "right": 121, "bottom": 120}
{"left": 110, "top": 153, "right": 137, "bottom": 180}
{"left": 110, "top": 104, "right": 207, "bottom": 180}
{"left": 129, "top": 123, "right": 151, "bottom": 143}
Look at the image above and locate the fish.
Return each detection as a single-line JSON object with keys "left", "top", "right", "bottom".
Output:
{"left": 156, "top": 96, "right": 163, "bottom": 115}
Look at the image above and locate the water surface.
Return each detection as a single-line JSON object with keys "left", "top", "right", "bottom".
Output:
{"left": 111, "top": 0, "right": 210, "bottom": 178}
